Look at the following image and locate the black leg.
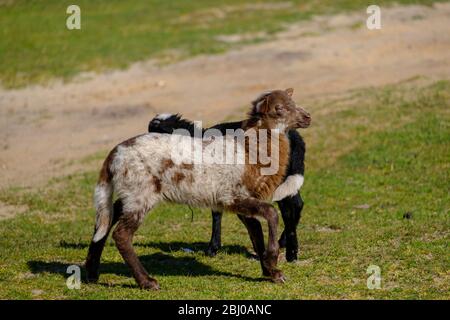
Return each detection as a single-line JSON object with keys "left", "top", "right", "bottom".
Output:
{"left": 278, "top": 230, "right": 287, "bottom": 249}
{"left": 85, "top": 200, "right": 123, "bottom": 282}
{"left": 277, "top": 193, "right": 304, "bottom": 262}
{"left": 205, "top": 210, "right": 223, "bottom": 256}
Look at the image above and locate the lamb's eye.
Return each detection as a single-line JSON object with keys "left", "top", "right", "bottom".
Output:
{"left": 275, "top": 105, "right": 284, "bottom": 113}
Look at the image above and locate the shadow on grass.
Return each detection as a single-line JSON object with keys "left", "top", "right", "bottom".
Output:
{"left": 59, "top": 240, "right": 256, "bottom": 258}
{"left": 27, "top": 251, "right": 263, "bottom": 288}
{"left": 135, "top": 240, "right": 257, "bottom": 258}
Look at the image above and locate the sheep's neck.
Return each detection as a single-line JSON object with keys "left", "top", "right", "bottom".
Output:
{"left": 242, "top": 126, "right": 290, "bottom": 200}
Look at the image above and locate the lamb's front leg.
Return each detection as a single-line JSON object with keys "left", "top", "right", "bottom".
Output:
{"left": 227, "top": 198, "right": 285, "bottom": 283}
{"left": 277, "top": 193, "right": 303, "bottom": 262}
{"left": 262, "top": 206, "right": 285, "bottom": 283}
{"left": 237, "top": 214, "right": 265, "bottom": 258}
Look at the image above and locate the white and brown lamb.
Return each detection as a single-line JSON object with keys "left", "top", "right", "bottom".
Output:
{"left": 85, "top": 88, "right": 311, "bottom": 289}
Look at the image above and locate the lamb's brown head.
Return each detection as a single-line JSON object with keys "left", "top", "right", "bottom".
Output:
{"left": 249, "top": 88, "right": 311, "bottom": 131}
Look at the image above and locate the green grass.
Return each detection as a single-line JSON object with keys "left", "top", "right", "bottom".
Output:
{"left": 0, "top": 79, "right": 448, "bottom": 299}
{"left": 0, "top": 0, "right": 448, "bottom": 88}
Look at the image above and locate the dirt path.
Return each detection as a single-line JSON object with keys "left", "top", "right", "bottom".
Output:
{"left": 1, "top": 3, "right": 449, "bottom": 189}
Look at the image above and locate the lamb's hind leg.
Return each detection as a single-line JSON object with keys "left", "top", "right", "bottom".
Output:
{"left": 112, "top": 207, "right": 159, "bottom": 290}
{"left": 86, "top": 199, "right": 124, "bottom": 282}
{"left": 205, "top": 210, "right": 223, "bottom": 257}
{"left": 228, "top": 198, "right": 285, "bottom": 283}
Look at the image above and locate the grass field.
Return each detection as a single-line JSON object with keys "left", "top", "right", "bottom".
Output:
{"left": 0, "top": 0, "right": 448, "bottom": 88}
{"left": 0, "top": 79, "right": 448, "bottom": 299}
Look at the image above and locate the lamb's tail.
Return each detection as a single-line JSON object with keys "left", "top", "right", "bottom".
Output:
{"left": 92, "top": 151, "right": 115, "bottom": 242}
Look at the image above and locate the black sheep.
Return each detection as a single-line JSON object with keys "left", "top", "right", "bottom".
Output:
{"left": 148, "top": 113, "right": 306, "bottom": 262}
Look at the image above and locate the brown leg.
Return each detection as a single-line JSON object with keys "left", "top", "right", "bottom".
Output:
{"left": 112, "top": 213, "right": 159, "bottom": 290}
{"left": 228, "top": 199, "right": 285, "bottom": 283}
{"left": 262, "top": 207, "right": 285, "bottom": 282}
{"left": 237, "top": 214, "right": 263, "bottom": 255}
{"left": 237, "top": 214, "right": 271, "bottom": 275}
{"left": 86, "top": 200, "right": 124, "bottom": 282}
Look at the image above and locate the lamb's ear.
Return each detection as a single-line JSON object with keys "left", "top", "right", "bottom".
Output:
{"left": 285, "top": 88, "right": 294, "bottom": 97}
{"left": 253, "top": 95, "right": 270, "bottom": 114}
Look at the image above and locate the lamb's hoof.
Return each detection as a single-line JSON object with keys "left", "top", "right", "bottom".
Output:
{"left": 248, "top": 252, "right": 259, "bottom": 260}
{"left": 205, "top": 246, "right": 219, "bottom": 257}
{"left": 140, "top": 279, "right": 160, "bottom": 290}
{"left": 86, "top": 276, "right": 99, "bottom": 283}
{"left": 270, "top": 270, "right": 286, "bottom": 284}
{"left": 86, "top": 271, "right": 99, "bottom": 283}
{"left": 285, "top": 250, "right": 298, "bottom": 262}
{"left": 262, "top": 269, "right": 271, "bottom": 277}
